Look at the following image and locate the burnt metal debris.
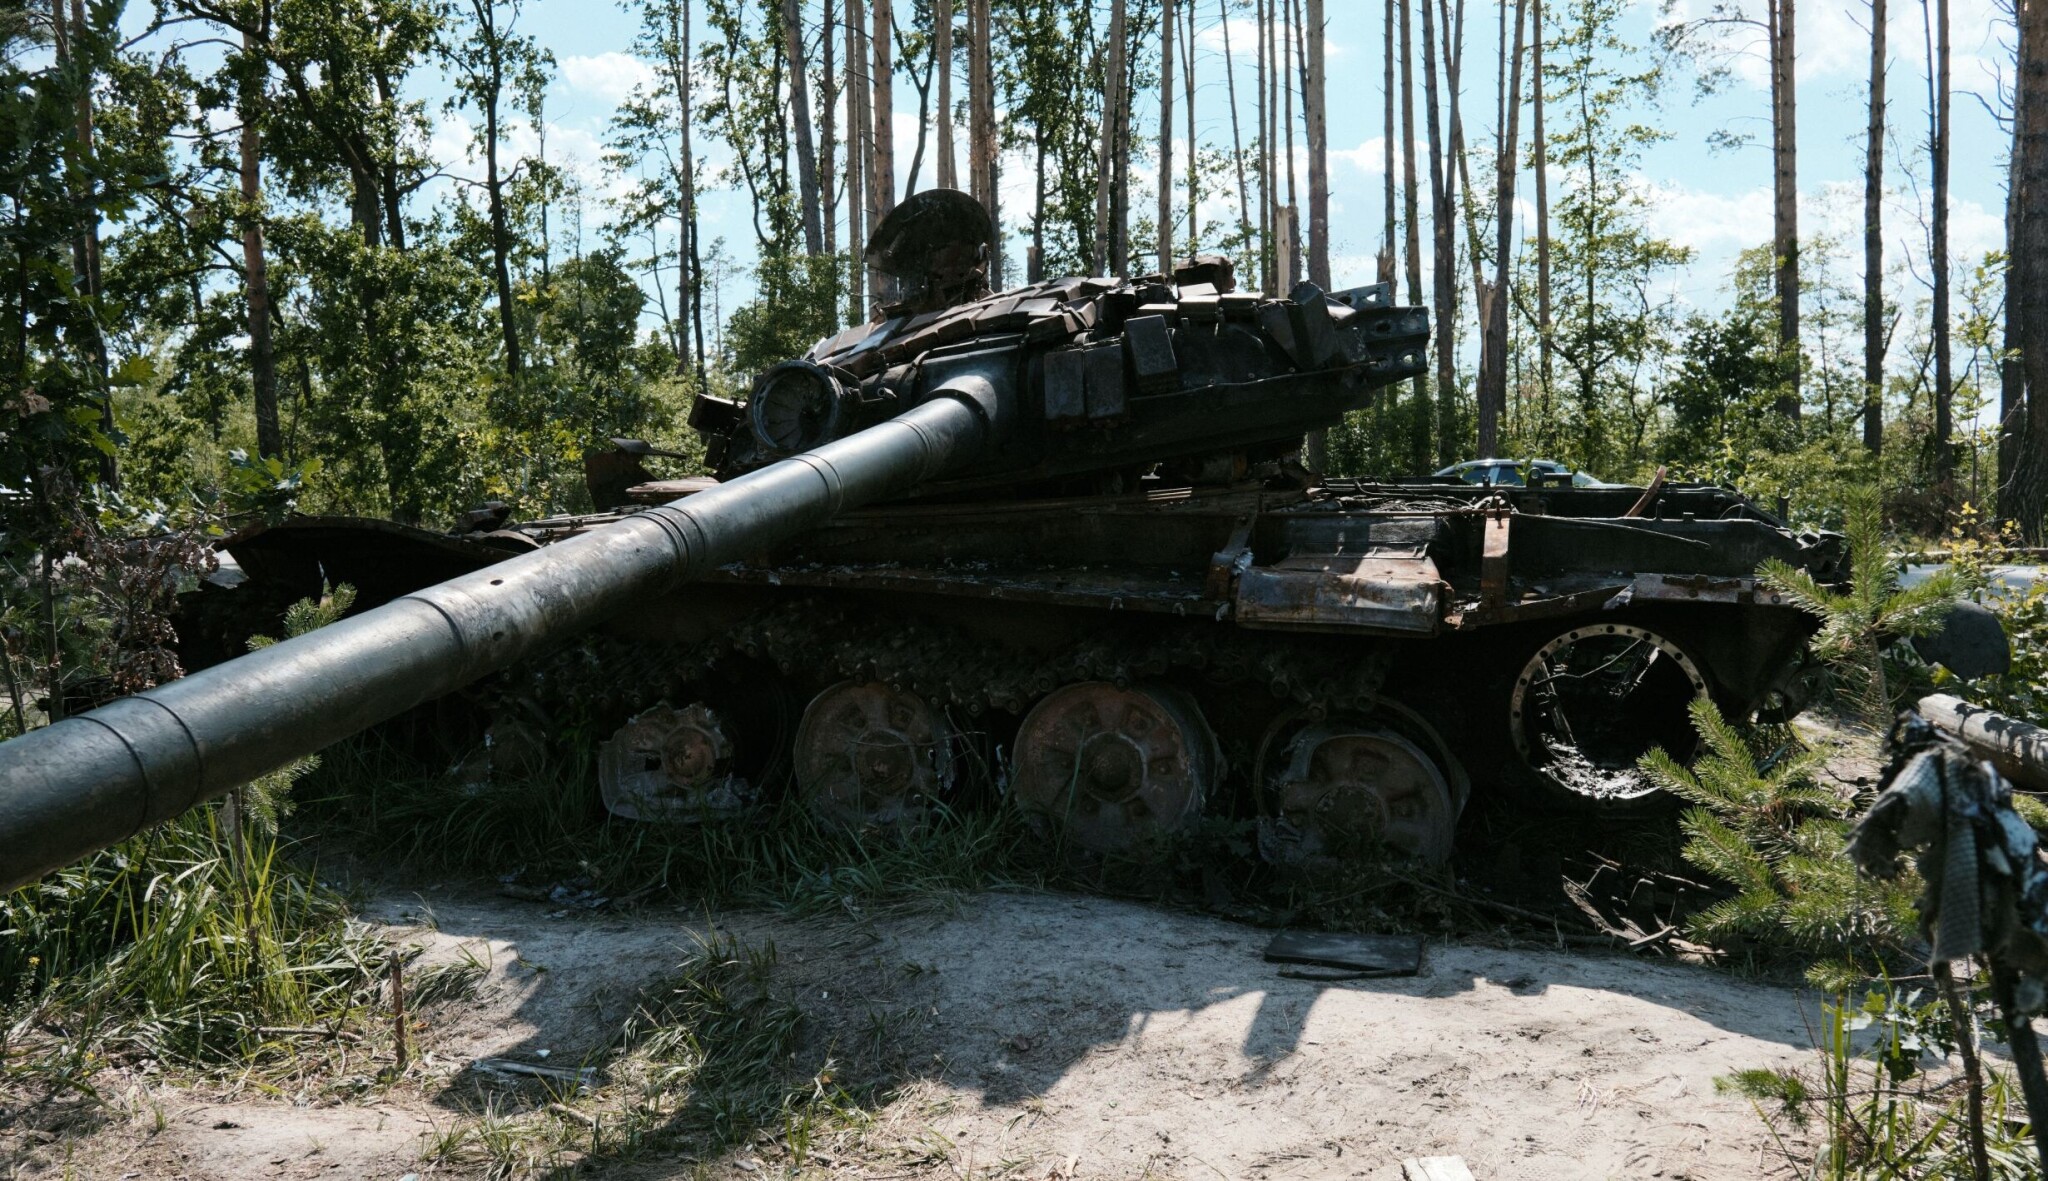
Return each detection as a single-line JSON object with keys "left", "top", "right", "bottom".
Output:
{"left": 1, "top": 191, "right": 1852, "bottom": 887}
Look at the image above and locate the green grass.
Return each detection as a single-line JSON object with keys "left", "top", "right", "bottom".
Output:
{"left": 1725, "top": 985, "right": 2043, "bottom": 1179}
{"left": 0, "top": 802, "right": 386, "bottom": 1080}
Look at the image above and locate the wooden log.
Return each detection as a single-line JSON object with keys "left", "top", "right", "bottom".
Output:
{"left": 1919, "top": 694, "right": 2048, "bottom": 792}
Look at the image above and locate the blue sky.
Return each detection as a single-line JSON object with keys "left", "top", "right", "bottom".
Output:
{"left": 109, "top": 0, "right": 2015, "bottom": 361}
{"left": 489, "top": 0, "right": 2012, "bottom": 325}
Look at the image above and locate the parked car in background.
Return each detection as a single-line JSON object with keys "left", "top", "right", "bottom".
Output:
{"left": 1431, "top": 458, "right": 1614, "bottom": 488}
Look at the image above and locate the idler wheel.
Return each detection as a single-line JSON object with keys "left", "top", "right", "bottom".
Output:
{"left": 1010, "top": 682, "right": 1217, "bottom": 855}
{"left": 598, "top": 703, "right": 748, "bottom": 821}
{"left": 1509, "top": 623, "right": 1708, "bottom": 803}
{"left": 1255, "top": 715, "right": 1461, "bottom": 865}
{"left": 794, "top": 681, "right": 956, "bottom": 829}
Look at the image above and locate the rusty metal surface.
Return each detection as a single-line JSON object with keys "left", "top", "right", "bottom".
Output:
{"left": 1234, "top": 554, "right": 1443, "bottom": 635}
{"left": 794, "top": 681, "right": 957, "bottom": 830}
{"left": 598, "top": 704, "right": 750, "bottom": 821}
{"left": 1010, "top": 682, "right": 1217, "bottom": 856}
{"left": 1261, "top": 724, "right": 1459, "bottom": 864}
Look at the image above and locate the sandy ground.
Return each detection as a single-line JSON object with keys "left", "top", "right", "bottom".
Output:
{"left": 8, "top": 886, "right": 1825, "bottom": 1181}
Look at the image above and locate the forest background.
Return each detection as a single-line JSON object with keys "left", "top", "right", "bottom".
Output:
{"left": 9, "top": 0, "right": 2048, "bottom": 718}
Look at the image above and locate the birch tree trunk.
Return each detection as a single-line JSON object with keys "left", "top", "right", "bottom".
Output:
{"left": 785, "top": 0, "right": 826, "bottom": 255}
{"left": 1864, "top": 0, "right": 1885, "bottom": 452}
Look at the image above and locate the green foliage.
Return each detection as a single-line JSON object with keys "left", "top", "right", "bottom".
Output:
{"left": 1760, "top": 486, "right": 1965, "bottom": 724}
{"left": 1526, "top": 0, "right": 1690, "bottom": 477}
{"left": 0, "top": 806, "right": 383, "bottom": 1071}
{"left": 239, "top": 582, "right": 356, "bottom": 833}
{"left": 223, "top": 448, "right": 323, "bottom": 521}
{"left": 1728, "top": 985, "right": 2041, "bottom": 1179}
{"left": 1965, "top": 584, "right": 2048, "bottom": 726}
{"left": 1640, "top": 697, "right": 1916, "bottom": 976}
{"left": 0, "top": 579, "right": 376, "bottom": 1078}
{"left": 724, "top": 252, "right": 846, "bottom": 378}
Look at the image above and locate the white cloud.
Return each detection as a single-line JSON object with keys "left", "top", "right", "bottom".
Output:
{"left": 560, "top": 52, "right": 655, "bottom": 105}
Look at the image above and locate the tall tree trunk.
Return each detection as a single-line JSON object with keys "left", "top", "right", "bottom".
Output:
{"left": 1301, "top": 0, "right": 1330, "bottom": 471}
{"left": 1112, "top": 0, "right": 1130, "bottom": 274}
{"left": 2007, "top": 0, "right": 2048, "bottom": 540}
{"left": 1031, "top": 93, "right": 1046, "bottom": 282}
{"left": 1283, "top": 0, "right": 1299, "bottom": 286}
{"left": 967, "top": 0, "right": 997, "bottom": 282}
{"left": 785, "top": 0, "right": 826, "bottom": 255}
{"left": 1221, "top": 0, "right": 1251, "bottom": 234}
{"left": 1400, "top": 0, "right": 1429, "bottom": 467}
{"left": 375, "top": 69, "right": 407, "bottom": 250}
{"left": 1531, "top": 0, "right": 1551, "bottom": 418}
{"left": 1864, "top": 0, "right": 1886, "bottom": 452}
{"left": 237, "top": 29, "right": 282, "bottom": 459}
{"left": 1183, "top": 0, "right": 1196, "bottom": 251}
{"left": 1771, "top": 0, "right": 1800, "bottom": 418}
{"left": 1419, "top": 0, "right": 1454, "bottom": 465}
{"left": 824, "top": 0, "right": 839, "bottom": 257}
{"left": 1305, "top": 0, "right": 1328, "bottom": 289}
{"left": 1932, "top": 0, "right": 1954, "bottom": 486}
{"left": 1382, "top": 0, "right": 1397, "bottom": 286}
{"left": 683, "top": 0, "right": 705, "bottom": 381}
{"left": 477, "top": 11, "right": 522, "bottom": 379}
{"left": 848, "top": 0, "right": 870, "bottom": 315}
{"left": 1095, "top": 1, "right": 1116, "bottom": 273}
{"left": 936, "top": 0, "right": 956, "bottom": 189}
{"left": 1481, "top": 0, "right": 1528, "bottom": 458}
{"left": 1159, "top": 0, "right": 1175, "bottom": 272}
{"left": 1257, "top": 0, "right": 1271, "bottom": 289}
{"left": 869, "top": 0, "right": 896, "bottom": 308}
{"left": 52, "top": 0, "right": 119, "bottom": 482}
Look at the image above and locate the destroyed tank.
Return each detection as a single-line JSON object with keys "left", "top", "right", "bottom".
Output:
{"left": 0, "top": 191, "right": 1844, "bottom": 888}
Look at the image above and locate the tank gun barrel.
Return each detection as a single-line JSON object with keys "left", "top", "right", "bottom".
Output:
{"left": 0, "top": 389, "right": 995, "bottom": 891}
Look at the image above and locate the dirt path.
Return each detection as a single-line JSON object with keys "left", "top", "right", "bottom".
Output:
{"left": 18, "top": 890, "right": 1819, "bottom": 1180}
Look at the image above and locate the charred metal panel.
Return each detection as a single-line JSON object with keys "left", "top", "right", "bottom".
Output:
{"left": 1235, "top": 554, "right": 1442, "bottom": 635}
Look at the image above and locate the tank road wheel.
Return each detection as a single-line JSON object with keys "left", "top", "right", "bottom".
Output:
{"left": 598, "top": 703, "right": 751, "bottom": 821}
{"left": 1254, "top": 707, "right": 1467, "bottom": 866}
{"left": 794, "top": 681, "right": 957, "bottom": 830}
{"left": 1010, "top": 682, "right": 1218, "bottom": 856}
{"left": 1510, "top": 623, "right": 1709, "bottom": 805}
